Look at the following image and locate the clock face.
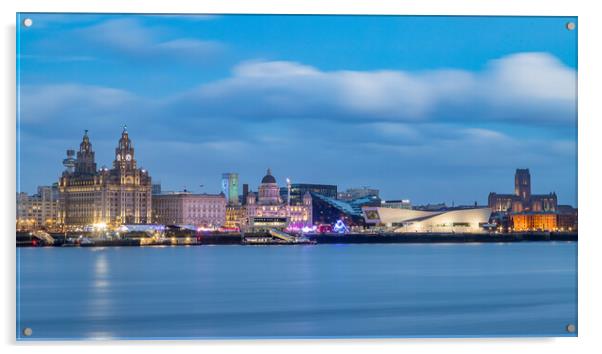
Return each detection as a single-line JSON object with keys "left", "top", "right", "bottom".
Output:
{"left": 116, "top": 154, "right": 121, "bottom": 161}
{"left": 125, "top": 154, "right": 132, "bottom": 161}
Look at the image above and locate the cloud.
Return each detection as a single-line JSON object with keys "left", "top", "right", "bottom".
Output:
{"left": 175, "top": 52, "right": 575, "bottom": 125}
{"left": 17, "top": 52, "right": 577, "bottom": 204}
{"left": 154, "top": 38, "right": 223, "bottom": 57}
{"left": 75, "top": 18, "right": 225, "bottom": 60}
{"left": 18, "top": 54, "right": 96, "bottom": 62}
{"left": 20, "top": 84, "right": 139, "bottom": 124}
{"left": 19, "top": 52, "right": 576, "bottom": 142}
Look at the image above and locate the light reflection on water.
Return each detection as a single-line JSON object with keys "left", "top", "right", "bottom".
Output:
{"left": 89, "top": 252, "right": 112, "bottom": 322}
{"left": 17, "top": 242, "right": 577, "bottom": 340}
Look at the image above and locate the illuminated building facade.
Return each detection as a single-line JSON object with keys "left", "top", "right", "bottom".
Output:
{"left": 58, "top": 128, "right": 152, "bottom": 228}
{"left": 488, "top": 169, "right": 557, "bottom": 213}
{"left": 362, "top": 206, "right": 492, "bottom": 233}
{"left": 225, "top": 205, "right": 247, "bottom": 229}
{"left": 152, "top": 192, "right": 226, "bottom": 227}
{"left": 511, "top": 212, "right": 558, "bottom": 232}
{"left": 221, "top": 173, "right": 240, "bottom": 205}
{"left": 16, "top": 185, "right": 60, "bottom": 231}
{"left": 244, "top": 169, "right": 312, "bottom": 230}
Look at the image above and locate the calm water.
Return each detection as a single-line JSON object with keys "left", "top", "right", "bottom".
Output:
{"left": 16, "top": 242, "right": 577, "bottom": 340}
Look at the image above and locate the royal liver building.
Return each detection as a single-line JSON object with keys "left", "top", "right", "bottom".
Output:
{"left": 58, "top": 128, "right": 152, "bottom": 228}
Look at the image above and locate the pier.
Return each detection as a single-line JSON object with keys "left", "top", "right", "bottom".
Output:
{"left": 16, "top": 231, "right": 577, "bottom": 247}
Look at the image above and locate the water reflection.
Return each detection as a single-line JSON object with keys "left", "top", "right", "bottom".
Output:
{"left": 18, "top": 243, "right": 577, "bottom": 339}
{"left": 87, "top": 251, "right": 114, "bottom": 338}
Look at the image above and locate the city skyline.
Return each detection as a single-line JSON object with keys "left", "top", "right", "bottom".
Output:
{"left": 20, "top": 127, "right": 576, "bottom": 208}
{"left": 17, "top": 14, "right": 577, "bottom": 205}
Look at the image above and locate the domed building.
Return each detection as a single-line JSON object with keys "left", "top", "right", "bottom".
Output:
{"left": 243, "top": 168, "right": 312, "bottom": 231}
{"left": 257, "top": 169, "right": 282, "bottom": 205}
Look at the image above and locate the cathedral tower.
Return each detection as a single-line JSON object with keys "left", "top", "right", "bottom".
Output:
{"left": 514, "top": 168, "right": 531, "bottom": 201}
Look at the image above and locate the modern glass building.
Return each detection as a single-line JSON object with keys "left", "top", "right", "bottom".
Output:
{"left": 280, "top": 183, "right": 337, "bottom": 206}
{"left": 311, "top": 193, "right": 380, "bottom": 226}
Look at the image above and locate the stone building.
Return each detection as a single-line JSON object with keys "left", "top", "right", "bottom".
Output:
{"left": 225, "top": 205, "right": 247, "bottom": 229}
{"left": 488, "top": 169, "right": 557, "bottom": 213}
{"left": 16, "top": 184, "right": 60, "bottom": 231}
{"left": 234, "top": 169, "right": 313, "bottom": 231}
{"left": 152, "top": 192, "right": 226, "bottom": 227}
{"left": 511, "top": 212, "right": 558, "bottom": 232}
{"left": 557, "top": 205, "right": 578, "bottom": 231}
{"left": 58, "top": 128, "right": 152, "bottom": 228}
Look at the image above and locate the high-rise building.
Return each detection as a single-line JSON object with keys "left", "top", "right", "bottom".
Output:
{"left": 16, "top": 184, "right": 60, "bottom": 231}
{"left": 152, "top": 183, "right": 162, "bottom": 195}
{"left": 221, "top": 173, "right": 240, "bottom": 205}
{"left": 488, "top": 169, "right": 557, "bottom": 213}
{"left": 242, "top": 183, "right": 249, "bottom": 205}
{"left": 152, "top": 192, "right": 226, "bottom": 227}
{"left": 279, "top": 183, "right": 337, "bottom": 206}
{"left": 58, "top": 128, "right": 152, "bottom": 228}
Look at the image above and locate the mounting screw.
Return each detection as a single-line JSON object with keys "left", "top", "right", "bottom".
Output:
{"left": 566, "top": 22, "right": 576, "bottom": 31}
{"left": 566, "top": 324, "right": 576, "bottom": 333}
{"left": 22, "top": 18, "right": 33, "bottom": 27}
{"left": 22, "top": 327, "right": 33, "bottom": 336}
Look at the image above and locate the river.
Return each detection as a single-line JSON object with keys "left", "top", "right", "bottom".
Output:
{"left": 16, "top": 242, "right": 577, "bottom": 339}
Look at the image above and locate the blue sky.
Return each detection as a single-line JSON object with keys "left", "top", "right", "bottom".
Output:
{"left": 17, "top": 14, "right": 577, "bottom": 205}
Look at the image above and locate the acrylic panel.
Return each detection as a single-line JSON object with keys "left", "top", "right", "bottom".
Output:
{"left": 16, "top": 13, "right": 578, "bottom": 340}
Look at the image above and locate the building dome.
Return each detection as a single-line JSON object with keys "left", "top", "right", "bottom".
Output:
{"left": 261, "top": 168, "right": 277, "bottom": 184}
{"left": 258, "top": 168, "right": 281, "bottom": 205}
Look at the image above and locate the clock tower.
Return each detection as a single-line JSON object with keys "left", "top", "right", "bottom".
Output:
{"left": 114, "top": 125, "right": 136, "bottom": 170}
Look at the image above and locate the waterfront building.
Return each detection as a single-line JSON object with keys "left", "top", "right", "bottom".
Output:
{"left": 311, "top": 193, "right": 380, "bottom": 226}
{"left": 337, "top": 187, "right": 379, "bottom": 201}
{"left": 221, "top": 173, "right": 240, "bottom": 205}
{"left": 16, "top": 184, "right": 60, "bottom": 231}
{"left": 58, "top": 128, "right": 152, "bottom": 228}
{"left": 381, "top": 199, "right": 412, "bottom": 209}
{"left": 557, "top": 205, "right": 578, "bottom": 231}
{"left": 511, "top": 212, "right": 558, "bottom": 232}
{"left": 488, "top": 169, "right": 557, "bottom": 213}
{"left": 152, "top": 192, "right": 226, "bottom": 227}
{"left": 224, "top": 205, "right": 247, "bottom": 229}
{"left": 152, "top": 183, "right": 162, "bottom": 195}
{"left": 362, "top": 206, "right": 492, "bottom": 233}
{"left": 279, "top": 183, "right": 337, "bottom": 206}
{"left": 244, "top": 169, "right": 312, "bottom": 230}
{"left": 413, "top": 203, "right": 447, "bottom": 211}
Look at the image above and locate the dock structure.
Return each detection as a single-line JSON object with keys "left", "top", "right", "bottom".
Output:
{"left": 16, "top": 231, "right": 576, "bottom": 247}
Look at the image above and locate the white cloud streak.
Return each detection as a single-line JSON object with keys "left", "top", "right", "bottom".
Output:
{"left": 188, "top": 52, "right": 576, "bottom": 124}
{"left": 76, "top": 18, "right": 225, "bottom": 59}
